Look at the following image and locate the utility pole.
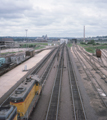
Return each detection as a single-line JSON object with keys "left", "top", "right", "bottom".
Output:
{"left": 83, "top": 25, "right": 85, "bottom": 42}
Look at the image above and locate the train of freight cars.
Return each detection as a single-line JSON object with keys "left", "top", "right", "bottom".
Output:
{"left": 0, "top": 50, "right": 35, "bottom": 76}
{"left": 0, "top": 74, "right": 42, "bottom": 120}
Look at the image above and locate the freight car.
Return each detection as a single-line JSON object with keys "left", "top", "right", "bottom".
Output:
{"left": 9, "top": 75, "right": 42, "bottom": 120}
{"left": 0, "top": 58, "right": 5, "bottom": 67}
{"left": 96, "top": 49, "right": 101, "bottom": 58}
{"left": 5, "top": 54, "right": 14, "bottom": 64}
{"left": 0, "top": 105, "right": 17, "bottom": 120}
{"left": 25, "top": 49, "right": 35, "bottom": 57}
{"left": 0, "top": 50, "right": 35, "bottom": 76}
{"left": 10, "top": 53, "right": 25, "bottom": 64}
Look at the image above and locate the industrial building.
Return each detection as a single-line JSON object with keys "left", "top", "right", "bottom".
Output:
{"left": 60, "top": 39, "right": 68, "bottom": 44}
{"left": 0, "top": 38, "right": 14, "bottom": 48}
{"left": 36, "top": 35, "right": 48, "bottom": 42}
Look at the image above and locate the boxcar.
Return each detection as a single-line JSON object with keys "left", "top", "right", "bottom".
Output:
{"left": 25, "top": 49, "right": 35, "bottom": 57}
{"left": 96, "top": 49, "right": 101, "bottom": 58}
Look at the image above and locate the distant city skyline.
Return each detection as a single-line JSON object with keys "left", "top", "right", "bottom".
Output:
{"left": 0, "top": 0, "right": 107, "bottom": 37}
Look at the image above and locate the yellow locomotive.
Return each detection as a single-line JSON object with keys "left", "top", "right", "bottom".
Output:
{"left": 9, "top": 75, "right": 42, "bottom": 119}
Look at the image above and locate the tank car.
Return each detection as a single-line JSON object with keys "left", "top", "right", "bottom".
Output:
{"left": 10, "top": 75, "right": 42, "bottom": 120}
{"left": 96, "top": 49, "right": 101, "bottom": 58}
{"left": 0, "top": 105, "right": 17, "bottom": 120}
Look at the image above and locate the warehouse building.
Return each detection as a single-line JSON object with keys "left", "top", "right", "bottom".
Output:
{"left": 0, "top": 38, "right": 14, "bottom": 48}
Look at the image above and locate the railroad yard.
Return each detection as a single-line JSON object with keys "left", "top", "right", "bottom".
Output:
{"left": 0, "top": 43, "right": 107, "bottom": 120}
{"left": 71, "top": 44, "right": 107, "bottom": 120}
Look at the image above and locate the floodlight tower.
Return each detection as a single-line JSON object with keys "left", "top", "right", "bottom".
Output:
{"left": 83, "top": 26, "right": 85, "bottom": 42}
{"left": 25, "top": 29, "right": 28, "bottom": 42}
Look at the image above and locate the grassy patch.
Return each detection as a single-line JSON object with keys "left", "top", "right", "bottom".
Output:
{"left": 20, "top": 43, "right": 48, "bottom": 48}
{"left": 85, "top": 47, "right": 95, "bottom": 53}
{"left": 1, "top": 50, "right": 23, "bottom": 55}
{"left": 35, "top": 46, "right": 45, "bottom": 50}
{"left": 67, "top": 43, "right": 72, "bottom": 47}
{"left": 78, "top": 43, "right": 107, "bottom": 53}
{"left": 1, "top": 52, "right": 16, "bottom": 55}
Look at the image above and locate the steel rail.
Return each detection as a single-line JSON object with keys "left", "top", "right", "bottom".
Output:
{"left": 79, "top": 45, "right": 107, "bottom": 71}
{"left": 66, "top": 46, "right": 87, "bottom": 120}
{"left": 41, "top": 47, "right": 60, "bottom": 87}
{"left": 0, "top": 47, "right": 59, "bottom": 107}
{"left": 76, "top": 45, "right": 107, "bottom": 82}
{"left": 77, "top": 45, "right": 107, "bottom": 83}
{"left": 73, "top": 45, "right": 107, "bottom": 108}
{"left": 56, "top": 45, "right": 64, "bottom": 120}
{"left": 32, "top": 47, "right": 56, "bottom": 75}
{"left": 101, "top": 50, "right": 107, "bottom": 66}
{"left": 77, "top": 46, "right": 107, "bottom": 78}
{"left": 80, "top": 46, "right": 107, "bottom": 67}
{"left": 45, "top": 44, "right": 64, "bottom": 120}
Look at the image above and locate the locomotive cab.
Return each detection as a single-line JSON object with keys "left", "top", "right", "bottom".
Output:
{"left": 30, "top": 75, "right": 42, "bottom": 95}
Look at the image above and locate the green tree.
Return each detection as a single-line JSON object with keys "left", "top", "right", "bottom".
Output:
{"left": 87, "top": 40, "right": 95, "bottom": 45}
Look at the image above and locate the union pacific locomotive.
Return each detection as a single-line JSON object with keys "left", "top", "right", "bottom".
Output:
{"left": 0, "top": 75, "right": 42, "bottom": 120}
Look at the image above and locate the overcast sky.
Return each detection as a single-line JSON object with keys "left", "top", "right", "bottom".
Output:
{"left": 0, "top": 0, "right": 107, "bottom": 37}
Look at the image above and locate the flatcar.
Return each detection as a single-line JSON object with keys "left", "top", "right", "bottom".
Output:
{"left": 96, "top": 49, "right": 101, "bottom": 58}
{"left": 10, "top": 75, "right": 42, "bottom": 120}
{"left": 0, "top": 105, "right": 17, "bottom": 120}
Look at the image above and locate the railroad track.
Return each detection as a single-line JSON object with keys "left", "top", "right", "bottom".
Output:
{"left": 72, "top": 45, "right": 107, "bottom": 109}
{"left": 0, "top": 44, "right": 89, "bottom": 120}
{"left": 40, "top": 47, "right": 60, "bottom": 85}
{"left": 79, "top": 46, "right": 107, "bottom": 70}
{"left": 31, "top": 47, "right": 57, "bottom": 75}
{"left": 0, "top": 46, "right": 60, "bottom": 107}
{"left": 45, "top": 44, "right": 87, "bottom": 120}
{"left": 76, "top": 45, "right": 107, "bottom": 82}
{"left": 101, "top": 50, "right": 107, "bottom": 66}
{"left": 45, "top": 44, "right": 64, "bottom": 120}
{"left": 66, "top": 46, "right": 87, "bottom": 120}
